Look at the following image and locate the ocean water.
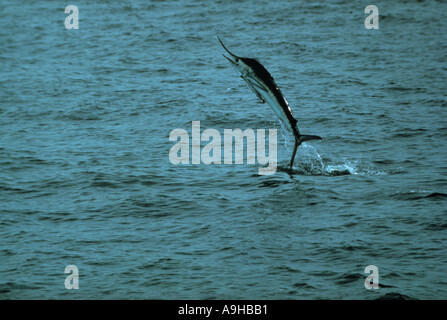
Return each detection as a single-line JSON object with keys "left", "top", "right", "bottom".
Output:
{"left": 0, "top": 0, "right": 446, "bottom": 299}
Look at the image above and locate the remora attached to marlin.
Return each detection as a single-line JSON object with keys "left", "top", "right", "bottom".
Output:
{"left": 218, "top": 36, "right": 322, "bottom": 169}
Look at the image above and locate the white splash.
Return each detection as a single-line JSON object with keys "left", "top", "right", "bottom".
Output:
{"left": 294, "top": 144, "right": 386, "bottom": 176}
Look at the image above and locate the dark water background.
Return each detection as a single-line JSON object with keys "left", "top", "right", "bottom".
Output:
{"left": 1, "top": 0, "right": 446, "bottom": 299}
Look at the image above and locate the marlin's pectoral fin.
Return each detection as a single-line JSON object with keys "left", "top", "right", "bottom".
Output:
{"left": 242, "top": 75, "right": 267, "bottom": 92}
{"left": 252, "top": 87, "right": 266, "bottom": 104}
{"left": 241, "top": 76, "right": 265, "bottom": 103}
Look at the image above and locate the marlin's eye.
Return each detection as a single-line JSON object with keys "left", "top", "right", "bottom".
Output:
{"left": 235, "top": 58, "right": 239, "bottom": 63}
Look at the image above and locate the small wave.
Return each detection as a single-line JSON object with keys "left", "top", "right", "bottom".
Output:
{"left": 425, "top": 192, "right": 447, "bottom": 199}
{"left": 90, "top": 180, "right": 120, "bottom": 188}
{"left": 292, "top": 282, "right": 316, "bottom": 290}
{"left": 335, "top": 272, "right": 364, "bottom": 285}
{"left": 423, "top": 222, "right": 447, "bottom": 231}
{"left": 375, "top": 292, "right": 418, "bottom": 300}
{"left": 390, "top": 190, "right": 447, "bottom": 201}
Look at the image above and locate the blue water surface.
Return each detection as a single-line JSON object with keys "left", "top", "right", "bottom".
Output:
{"left": 0, "top": 0, "right": 446, "bottom": 299}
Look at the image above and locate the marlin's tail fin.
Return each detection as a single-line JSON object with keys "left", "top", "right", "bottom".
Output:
{"left": 290, "top": 134, "right": 322, "bottom": 168}
{"left": 299, "top": 135, "right": 322, "bottom": 143}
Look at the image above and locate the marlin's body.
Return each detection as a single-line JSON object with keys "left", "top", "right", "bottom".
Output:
{"left": 218, "top": 37, "right": 322, "bottom": 169}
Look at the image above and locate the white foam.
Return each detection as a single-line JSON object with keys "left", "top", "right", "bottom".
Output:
{"left": 294, "top": 144, "right": 386, "bottom": 176}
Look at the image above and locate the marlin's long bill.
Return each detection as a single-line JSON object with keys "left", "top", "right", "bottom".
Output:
{"left": 218, "top": 37, "right": 322, "bottom": 169}
{"left": 217, "top": 36, "right": 238, "bottom": 60}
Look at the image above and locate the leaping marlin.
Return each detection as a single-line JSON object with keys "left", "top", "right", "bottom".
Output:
{"left": 218, "top": 36, "right": 322, "bottom": 169}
